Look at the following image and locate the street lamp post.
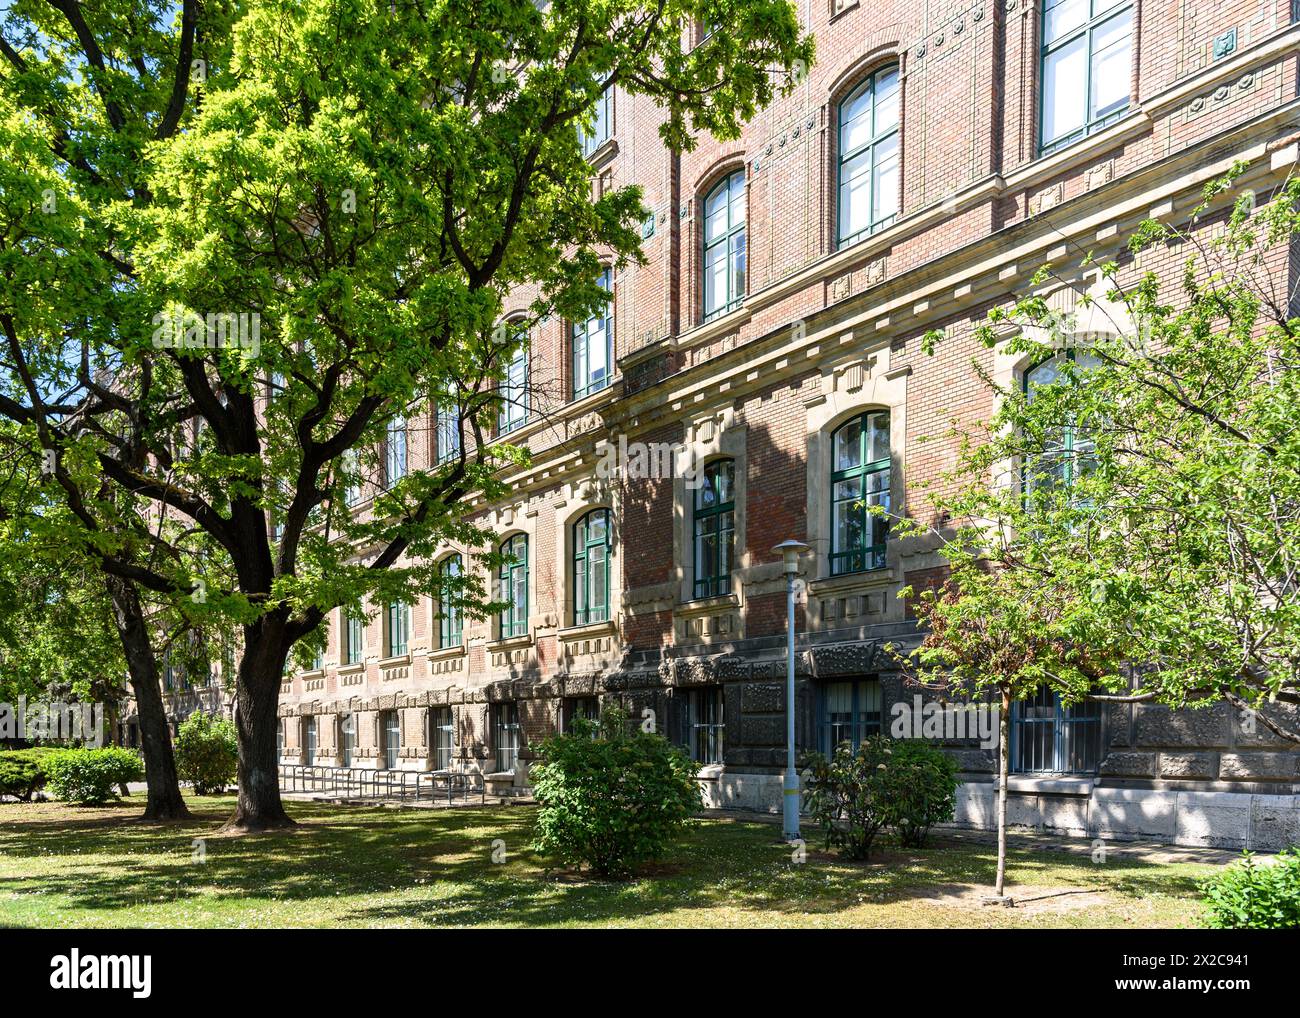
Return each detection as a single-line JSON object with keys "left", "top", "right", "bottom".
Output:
{"left": 772, "top": 539, "right": 809, "bottom": 842}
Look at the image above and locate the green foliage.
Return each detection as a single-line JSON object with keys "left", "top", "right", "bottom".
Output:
{"left": 0, "top": 748, "right": 60, "bottom": 802}
{"left": 43, "top": 748, "right": 144, "bottom": 806}
{"left": 801, "top": 736, "right": 895, "bottom": 860}
{"left": 878, "top": 740, "right": 960, "bottom": 848}
{"left": 175, "top": 711, "right": 238, "bottom": 794}
{"left": 906, "top": 169, "right": 1300, "bottom": 738}
{"left": 1201, "top": 849, "right": 1300, "bottom": 929}
{"left": 529, "top": 706, "right": 702, "bottom": 879}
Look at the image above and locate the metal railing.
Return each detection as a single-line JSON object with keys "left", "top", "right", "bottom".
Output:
{"left": 277, "top": 763, "right": 485, "bottom": 805}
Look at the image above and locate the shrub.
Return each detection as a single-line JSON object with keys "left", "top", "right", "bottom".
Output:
{"left": 529, "top": 706, "right": 703, "bottom": 879}
{"left": 0, "top": 748, "right": 61, "bottom": 801}
{"left": 175, "top": 710, "right": 238, "bottom": 794}
{"left": 878, "top": 740, "right": 960, "bottom": 848}
{"left": 43, "top": 747, "right": 144, "bottom": 806}
{"left": 801, "top": 736, "right": 894, "bottom": 860}
{"left": 1201, "top": 849, "right": 1300, "bottom": 929}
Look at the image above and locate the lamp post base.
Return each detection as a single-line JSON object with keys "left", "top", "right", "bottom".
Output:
{"left": 782, "top": 776, "right": 801, "bottom": 842}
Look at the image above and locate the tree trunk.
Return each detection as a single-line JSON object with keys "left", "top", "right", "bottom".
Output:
{"left": 995, "top": 685, "right": 1011, "bottom": 899}
{"left": 223, "top": 624, "right": 295, "bottom": 832}
{"left": 105, "top": 575, "right": 191, "bottom": 821}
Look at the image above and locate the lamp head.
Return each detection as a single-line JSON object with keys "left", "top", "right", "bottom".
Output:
{"left": 771, "top": 539, "right": 810, "bottom": 576}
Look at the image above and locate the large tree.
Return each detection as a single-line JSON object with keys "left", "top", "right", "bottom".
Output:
{"left": 0, "top": 0, "right": 813, "bottom": 830}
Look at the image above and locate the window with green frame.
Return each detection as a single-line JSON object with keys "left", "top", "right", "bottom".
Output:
{"left": 829, "top": 412, "right": 891, "bottom": 575}
{"left": 573, "top": 509, "right": 611, "bottom": 625}
{"left": 343, "top": 607, "right": 364, "bottom": 665}
{"left": 385, "top": 601, "right": 410, "bottom": 657}
{"left": 572, "top": 268, "right": 612, "bottom": 400}
{"left": 499, "top": 343, "right": 529, "bottom": 435}
{"left": 1040, "top": 0, "right": 1133, "bottom": 155}
{"left": 1022, "top": 350, "right": 1101, "bottom": 494}
{"left": 498, "top": 533, "right": 529, "bottom": 638}
{"left": 702, "top": 170, "right": 746, "bottom": 321}
{"left": 438, "top": 554, "right": 463, "bottom": 648}
{"left": 837, "top": 65, "right": 900, "bottom": 248}
{"left": 693, "top": 459, "right": 735, "bottom": 599}
{"left": 817, "top": 679, "right": 881, "bottom": 754}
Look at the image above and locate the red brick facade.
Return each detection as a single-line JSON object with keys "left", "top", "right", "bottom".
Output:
{"left": 255, "top": 2, "right": 1300, "bottom": 843}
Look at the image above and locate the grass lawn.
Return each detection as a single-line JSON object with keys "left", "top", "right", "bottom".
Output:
{"left": 0, "top": 795, "right": 1218, "bottom": 929}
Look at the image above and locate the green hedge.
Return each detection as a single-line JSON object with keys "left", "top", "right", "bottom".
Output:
{"left": 0, "top": 747, "right": 61, "bottom": 801}
{"left": 43, "top": 747, "right": 144, "bottom": 806}
{"left": 1201, "top": 849, "right": 1300, "bottom": 929}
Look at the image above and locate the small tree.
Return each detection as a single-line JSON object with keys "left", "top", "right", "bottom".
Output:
{"left": 175, "top": 711, "right": 239, "bottom": 795}
{"left": 529, "top": 706, "right": 702, "bottom": 879}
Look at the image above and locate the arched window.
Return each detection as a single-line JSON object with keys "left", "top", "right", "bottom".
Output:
{"left": 499, "top": 340, "right": 529, "bottom": 436}
{"left": 498, "top": 534, "right": 529, "bottom": 638}
{"left": 1023, "top": 349, "right": 1100, "bottom": 492}
{"left": 702, "top": 170, "right": 746, "bottom": 321}
{"left": 573, "top": 509, "right": 611, "bottom": 625}
{"left": 572, "top": 268, "right": 612, "bottom": 400}
{"left": 830, "top": 412, "right": 891, "bottom": 575}
{"left": 438, "top": 554, "right": 463, "bottom": 648}
{"left": 837, "top": 66, "right": 900, "bottom": 248}
{"left": 693, "top": 459, "right": 735, "bottom": 599}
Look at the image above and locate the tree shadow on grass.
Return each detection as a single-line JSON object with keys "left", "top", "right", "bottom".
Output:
{"left": 0, "top": 801, "right": 1209, "bottom": 927}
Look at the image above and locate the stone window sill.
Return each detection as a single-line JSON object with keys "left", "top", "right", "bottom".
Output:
{"left": 995, "top": 776, "right": 1094, "bottom": 796}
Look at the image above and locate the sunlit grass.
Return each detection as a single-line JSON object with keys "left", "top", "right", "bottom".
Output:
{"left": 0, "top": 796, "right": 1214, "bottom": 928}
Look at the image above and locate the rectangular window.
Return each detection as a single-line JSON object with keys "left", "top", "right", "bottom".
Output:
{"left": 382, "top": 710, "right": 401, "bottom": 770}
{"left": 1040, "top": 0, "right": 1133, "bottom": 154}
{"left": 687, "top": 687, "right": 725, "bottom": 765}
{"left": 343, "top": 448, "right": 362, "bottom": 507}
{"left": 385, "top": 417, "right": 407, "bottom": 485}
{"left": 499, "top": 347, "right": 529, "bottom": 435}
{"left": 818, "top": 679, "right": 881, "bottom": 754}
{"left": 431, "top": 706, "right": 454, "bottom": 771}
{"left": 385, "top": 602, "right": 409, "bottom": 658}
{"left": 494, "top": 702, "right": 521, "bottom": 773}
{"left": 562, "top": 696, "right": 600, "bottom": 733}
{"left": 343, "top": 608, "right": 364, "bottom": 665}
{"left": 341, "top": 713, "right": 356, "bottom": 767}
{"left": 1011, "top": 686, "right": 1102, "bottom": 774}
{"left": 572, "top": 269, "right": 612, "bottom": 400}
{"left": 436, "top": 401, "right": 461, "bottom": 465}
{"left": 579, "top": 86, "right": 612, "bottom": 155}
{"left": 303, "top": 716, "right": 317, "bottom": 766}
